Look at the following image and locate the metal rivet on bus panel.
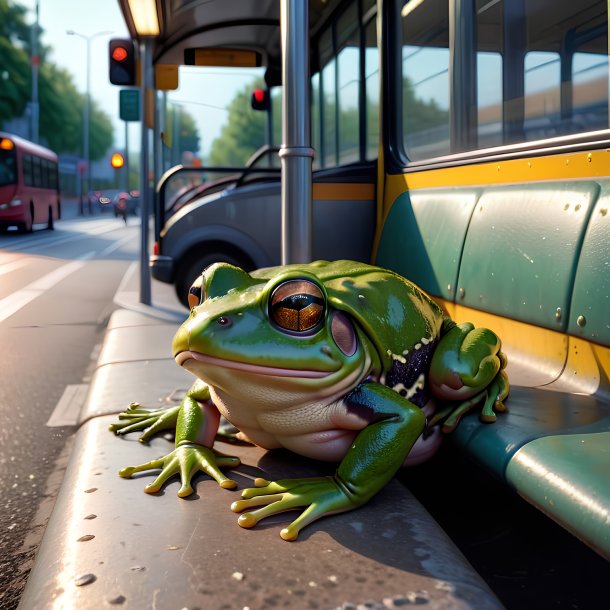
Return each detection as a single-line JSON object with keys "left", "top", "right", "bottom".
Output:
{"left": 565, "top": 158, "right": 570, "bottom": 165}
{"left": 447, "top": 284, "right": 452, "bottom": 293}
{"left": 587, "top": 153, "right": 593, "bottom": 163}
{"left": 575, "top": 204, "right": 581, "bottom": 212}
{"left": 527, "top": 161, "right": 532, "bottom": 168}
{"left": 497, "top": 165, "right": 501, "bottom": 172}
{"left": 555, "top": 308, "right": 562, "bottom": 321}
{"left": 600, "top": 208, "right": 608, "bottom": 217}
{"left": 458, "top": 287, "right": 465, "bottom": 299}
{"left": 577, "top": 315, "right": 587, "bottom": 328}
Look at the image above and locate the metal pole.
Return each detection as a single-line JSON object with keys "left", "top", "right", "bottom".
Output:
{"left": 124, "top": 121, "right": 129, "bottom": 191}
{"left": 139, "top": 39, "right": 153, "bottom": 305}
{"left": 30, "top": 0, "right": 40, "bottom": 143}
{"left": 84, "top": 37, "right": 91, "bottom": 213}
{"left": 280, "top": 0, "right": 313, "bottom": 265}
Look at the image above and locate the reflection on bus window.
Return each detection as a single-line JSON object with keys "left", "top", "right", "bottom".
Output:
{"left": 524, "top": 52, "right": 560, "bottom": 140}
{"left": 477, "top": 52, "right": 503, "bottom": 149}
{"left": 401, "top": 0, "right": 450, "bottom": 161}
{"left": 320, "top": 28, "right": 337, "bottom": 168}
{"left": 337, "top": 3, "right": 360, "bottom": 165}
{"left": 400, "top": 0, "right": 609, "bottom": 162}
{"left": 311, "top": 0, "right": 379, "bottom": 169}
{"left": 365, "top": 18, "right": 379, "bottom": 161}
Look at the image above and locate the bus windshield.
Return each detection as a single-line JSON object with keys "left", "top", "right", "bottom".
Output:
{"left": 0, "top": 148, "right": 17, "bottom": 187}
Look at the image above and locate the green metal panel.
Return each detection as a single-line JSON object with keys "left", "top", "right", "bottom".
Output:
{"left": 568, "top": 185, "right": 610, "bottom": 346}
{"left": 506, "top": 432, "right": 610, "bottom": 561}
{"left": 375, "top": 189, "right": 479, "bottom": 299}
{"left": 457, "top": 182, "right": 599, "bottom": 330}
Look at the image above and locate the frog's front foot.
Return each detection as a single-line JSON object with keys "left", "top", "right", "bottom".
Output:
{"left": 429, "top": 322, "right": 509, "bottom": 432}
{"left": 230, "top": 476, "right": 355, "bottom": 541}
{"left": 109, "top": 403, "right": 180, "bottom": 442}
{"left": 118, "top": 442, "right": 240, "bottom": 497}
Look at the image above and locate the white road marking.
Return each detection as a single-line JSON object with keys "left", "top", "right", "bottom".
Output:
{"left": 0, "top": 257, "right": 30, "bottom": 277}
{"left": 46, "top": 384, "right": 89, "bottom": 427}
{"left": 0, "top": 251, "right": 95, "bottom": 324}
{"left": 98, "top": 233, "right": 135, "bottom": 257}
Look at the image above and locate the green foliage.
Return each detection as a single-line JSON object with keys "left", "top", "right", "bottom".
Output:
{"left": 0, "top": 0, "right": 30, "bottom": 120}
{"left": 0, "top": 0, "right": 114, "bottom": 159}
{"left": 208, "top": 80, "right": 266, "bottom": 166}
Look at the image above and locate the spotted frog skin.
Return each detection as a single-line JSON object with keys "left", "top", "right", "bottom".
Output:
{"left": 111, "top": 260, "right": 508, "bottom": 540}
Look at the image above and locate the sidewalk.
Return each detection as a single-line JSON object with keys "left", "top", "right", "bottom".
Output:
{"left": 19, "top": 268, "right": 504, "bottom": 610}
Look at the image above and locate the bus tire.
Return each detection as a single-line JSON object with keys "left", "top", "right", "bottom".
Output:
{"left": 47, "top": 206, "right": 55, "bottom": 231}
{"left": 175, "top": 250, "right": 251, "bottom": 309}
{"left": 22, "top": 204, "right": 34, "bottom": 233}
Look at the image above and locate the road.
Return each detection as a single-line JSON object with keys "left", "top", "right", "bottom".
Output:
{"left": 0, "top": 211, "right": 140, "bottom": 609}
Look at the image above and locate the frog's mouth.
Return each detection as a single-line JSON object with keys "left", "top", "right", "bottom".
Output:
{"left": 175, "top": 350, "right": 335, "bottom": 379}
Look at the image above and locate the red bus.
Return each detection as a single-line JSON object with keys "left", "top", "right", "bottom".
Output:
{"left": 0, "top": 132, "right": 61, "bottom": 232}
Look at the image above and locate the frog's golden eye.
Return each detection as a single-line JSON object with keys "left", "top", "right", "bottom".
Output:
{"left": 188, "top": 275, "right": 205, "bottom": 310}
{"left": 269, "top": 280, "right": 325, "bottom": 333}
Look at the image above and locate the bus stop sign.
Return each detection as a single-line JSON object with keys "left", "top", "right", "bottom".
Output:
{"left": 120, "top": 89, "right": 140, "bottom": 122}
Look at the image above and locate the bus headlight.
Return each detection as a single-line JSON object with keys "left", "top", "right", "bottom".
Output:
{"left": 0, "top": 203, "right": 8, "bottom": 210}
{"left": 9, "top": 199, "right": 22, "bottom": 207}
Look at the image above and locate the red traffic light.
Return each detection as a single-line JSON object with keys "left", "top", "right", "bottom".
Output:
{"left": 112, "top": 46, "right": 128, "bottom": 62}
{"left": 109, "top": 38, "right": 136, "bottom": 86}
{"left": 110, "top": 152, "right": 125, "bottom": 168}
{"left": 251, "top": 88, "right": 270, "bottom": 111}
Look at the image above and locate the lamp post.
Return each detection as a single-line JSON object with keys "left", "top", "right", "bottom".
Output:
{"left": 66, "top": 29, "right": 112, "bottom": 214}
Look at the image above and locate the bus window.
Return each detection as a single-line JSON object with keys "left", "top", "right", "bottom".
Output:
{"left": 32, "top": 156, "right": 42, "bottom": 188}
{"left": 573, "top": 50, "right": 609, "bottom": 132}
{"left": 23, "top": 155, "right": 32, "bottom": 186}
{"left": 400, "top": 0, "right": 608, "bottom": 162}
{"left": 365, "top": 17, "right": 379, "bottom": 161}
{"left": 320, "top": 28, "right": 337, "bottom": 167}
{"left": 311, "top": 72, "right": 321, "bottom": 170}
{"left": 401, "top": 0, "right": 451, "bottom": 161}
{"left": 477, "top": 52, "right": 503, "bottom": 148}
{"left": 524, "top": 51, "right": 560, "bottom": 140}
{"left": 0, "top": 147, "right": 17, "bottom": 187}
{"left": 337, "top": 3, "right": 360, "bottom": 165}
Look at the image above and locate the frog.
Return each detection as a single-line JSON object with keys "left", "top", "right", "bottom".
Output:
{"left": 111, "top": 260, "right": 508, "bottom": 541}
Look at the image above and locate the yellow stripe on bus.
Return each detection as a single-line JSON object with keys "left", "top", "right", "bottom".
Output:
{"left": 313, "top": 183, "right": 375, "bottom": 201}
{"left": 383, "top": 148, "right": 610, "bottom": 215}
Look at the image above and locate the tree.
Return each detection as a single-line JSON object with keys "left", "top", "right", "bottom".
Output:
{"left": 208, "top": 80, "right": 266, "bottom": 166}
{"left": 0, "top": 0, "right": 114, "bottom": 159}
{"left": 165, "top": 104, "right": 200, "bottom": 163}
{"left": 0, "top": 0, "right": 31, "bottom": 121}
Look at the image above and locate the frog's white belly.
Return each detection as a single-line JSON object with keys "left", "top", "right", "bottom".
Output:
{"left": 210, "top": 387, "right": 368, "bottom": 461}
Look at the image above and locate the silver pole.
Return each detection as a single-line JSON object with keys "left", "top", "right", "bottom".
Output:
{"left": 139, "top": 39, "right": 153, "bottom": 305}
{"left": 280, "top": 0, "right": 313, "bottom": 265}
{"left": 84, "top": 36, "right": 91, "bottom": 211}
{"left": 30, "top": 0, "right": 40, "bottom": 143}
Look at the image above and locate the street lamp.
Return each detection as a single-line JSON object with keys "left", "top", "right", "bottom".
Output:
{"left": 66, "top": 29, "right": 112, "bottom": 214}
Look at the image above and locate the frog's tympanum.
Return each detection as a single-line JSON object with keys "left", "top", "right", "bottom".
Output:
{"left": 111, "top": 260, "right": 508, "bottom": 540}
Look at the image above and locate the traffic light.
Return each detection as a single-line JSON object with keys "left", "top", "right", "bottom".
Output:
{"left": 110, "top": 152, "right": 125, "bottom": 168}
{"left": 109, "top": 38, "right": 136, "bottom": 86}
{"left": 251, "top": 88, "right": 270, "bottom": 111}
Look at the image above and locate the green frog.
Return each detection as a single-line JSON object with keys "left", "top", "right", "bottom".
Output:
{"left": 111, "top": 260, "right": 508, "bottom": 540}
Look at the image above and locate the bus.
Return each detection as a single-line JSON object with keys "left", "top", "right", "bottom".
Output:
{"left": 0, "top": 132, "right": 61, "bottom": 232}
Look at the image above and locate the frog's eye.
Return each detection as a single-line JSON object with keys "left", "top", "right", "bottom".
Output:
{"left": 188, "top": 275, "right": 205, "bottom": 310}
{"left": 269, "top": 280, "right": 325, "bottom": 333}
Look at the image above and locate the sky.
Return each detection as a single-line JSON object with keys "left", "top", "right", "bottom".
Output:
{"left": 18, "top": 0, "right": 262, "bottom": 156}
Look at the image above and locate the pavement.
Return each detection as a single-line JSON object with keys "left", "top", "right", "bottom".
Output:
{"left": 19, "top": 265, "right": 505, "bottom": 610}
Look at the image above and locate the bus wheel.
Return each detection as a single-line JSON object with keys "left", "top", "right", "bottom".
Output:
{"left": 22, "top": 205, "right": 34, "bottom": 232}
{"left": 175, "top": 252, "right": 251, "bottom": 309}
{"left": 47, "top": 206, "right": 55, "bottom": 230}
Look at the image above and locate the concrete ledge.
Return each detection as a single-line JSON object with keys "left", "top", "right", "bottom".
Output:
{"left": 21, "top": 415, "right": 503, "bottom": 610}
